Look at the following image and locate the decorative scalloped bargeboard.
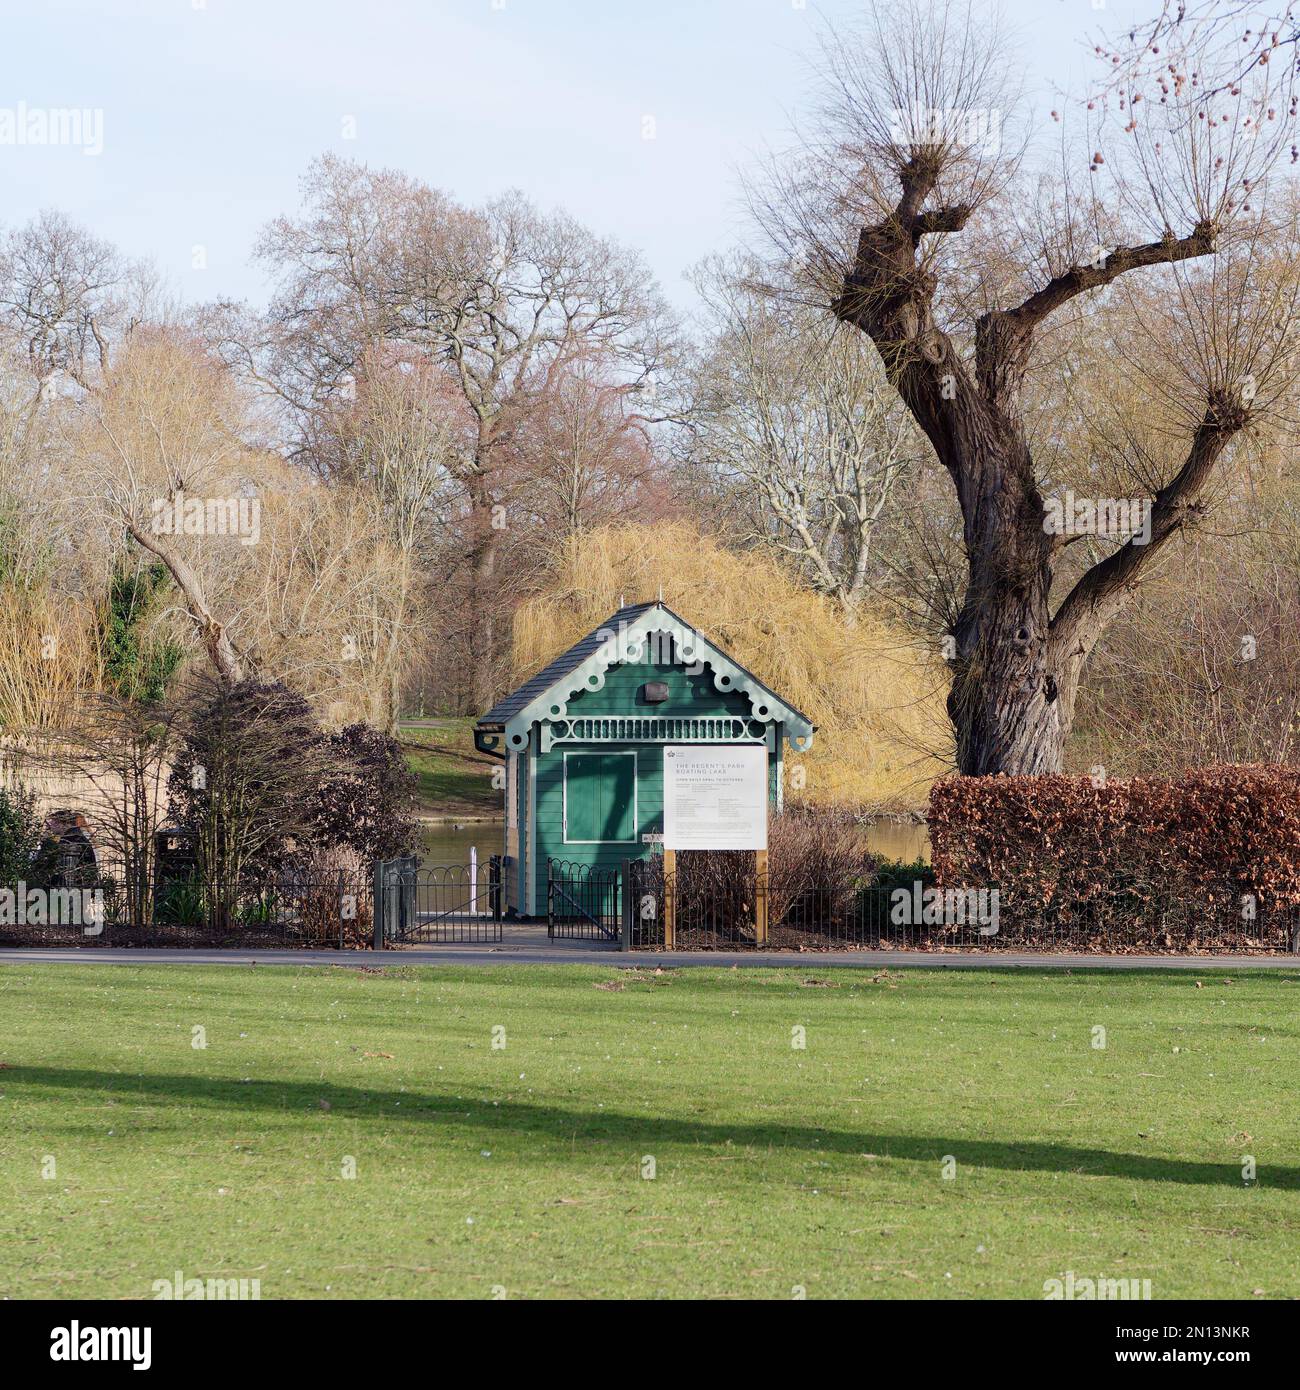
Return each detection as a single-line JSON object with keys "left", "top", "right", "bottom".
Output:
{"left": 501, "top": 612, "right": 814, "bottom": 755}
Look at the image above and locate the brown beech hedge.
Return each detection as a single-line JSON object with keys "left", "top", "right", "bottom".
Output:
{"left": 929, "top": 767, "right": 1300, "bottom": 938}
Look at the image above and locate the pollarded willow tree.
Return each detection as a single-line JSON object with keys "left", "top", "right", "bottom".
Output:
{"left": 757, "top": 0, "right": 1300, "bottom": 775}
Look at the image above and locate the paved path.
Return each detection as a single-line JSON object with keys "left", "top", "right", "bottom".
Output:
{"left": 1, "top": 944, "right": 1296, "bottom": 971}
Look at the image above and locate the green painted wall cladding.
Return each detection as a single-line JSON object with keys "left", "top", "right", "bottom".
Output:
{"left": 530, "top": 653, "right": 781, "bottom": 913}
{"left": 568, "top": 652, "right": 753, "bottom": 719}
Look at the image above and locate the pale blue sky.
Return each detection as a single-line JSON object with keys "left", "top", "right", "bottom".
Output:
{"left": 0, "top": 0, "right": 1148, "bottom": 313}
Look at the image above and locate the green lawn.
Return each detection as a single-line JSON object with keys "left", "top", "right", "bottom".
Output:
{"left": 2, "top": 962, "right": 1298, "bottom": 1300}
{"left": 399, "top": 718, "right": 498, "bottom": 817}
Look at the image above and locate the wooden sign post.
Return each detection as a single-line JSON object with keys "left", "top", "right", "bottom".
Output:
{"left": 754, "top": 848, "right": 768, "bottom": 947}
{"left": 662, "top": 848, "right": 676, "bottom": 949}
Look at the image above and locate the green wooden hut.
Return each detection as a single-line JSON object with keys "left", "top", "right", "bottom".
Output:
{"left": 474, "top": 601, "right": 815, "bottom": 916}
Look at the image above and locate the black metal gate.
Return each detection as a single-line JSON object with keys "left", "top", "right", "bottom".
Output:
{"left": 374, "top": 855, "right": 503, "bottom": 945}
{"left": 547, "top": 860, "right": 621, "bottom": 941}
{"left": 626, "top": 858, "right": 664, "bottom": 949}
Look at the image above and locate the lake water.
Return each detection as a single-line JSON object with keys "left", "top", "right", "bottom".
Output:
{"left": 417, "top": 817, "right": 929, "bottom": 867}
{"left": 419, "top": 821, "right": 504, "bottom": 866}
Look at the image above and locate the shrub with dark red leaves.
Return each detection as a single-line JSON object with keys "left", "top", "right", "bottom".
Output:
{"left": 311, "top": 723, "right": 419, "bottom": 865}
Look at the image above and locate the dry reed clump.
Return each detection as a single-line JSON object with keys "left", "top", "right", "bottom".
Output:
{"left": 632, "top": 809, "right": 876, "bottom": 941}
{"left": 511, "top": 522, "right": 951, "bottom": 810}
{"left": 766, "top": 804, "right": 876, "bottom": 924}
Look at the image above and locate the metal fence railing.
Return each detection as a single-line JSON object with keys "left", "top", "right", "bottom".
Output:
{"left": 626, "top": 855, "right": 759, "bottom": 948}
{"left": 0, "top": 872, "right": 376, "bottom": 949}
{"left": 8, "top": 851, "right": 1299, "bottom": 956}
{"left": 373, "top": 855, "right": 502, "bottom": 946}
{"left": 623, "top": 854, "right": 1300, "bottom": 954}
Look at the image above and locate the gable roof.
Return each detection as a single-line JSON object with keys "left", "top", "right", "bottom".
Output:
{"left": 478, "top": 602, "right": 660, "bottom": 728}
{"left": 477, "top": 601, "right": 815, "bottom": 751}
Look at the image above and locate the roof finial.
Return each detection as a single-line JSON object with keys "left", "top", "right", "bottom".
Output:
{"left": 619, "top": 593, "right": 625, "bottom": 609}
{"left": 657, "top": 580, "right": 663, "bottom": 602}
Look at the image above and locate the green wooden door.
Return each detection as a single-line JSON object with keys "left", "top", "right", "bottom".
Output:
{"left": 564, "top": 751, "right": 637, "bottom": 843}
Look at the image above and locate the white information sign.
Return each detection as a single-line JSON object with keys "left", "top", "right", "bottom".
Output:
{"left": 662, "top": 745, "right": 768, "bottom": 851}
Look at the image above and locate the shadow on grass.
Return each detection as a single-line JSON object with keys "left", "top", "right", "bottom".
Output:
{"left": 12, "top": 1065, "right": 1287, "bottom": 1190}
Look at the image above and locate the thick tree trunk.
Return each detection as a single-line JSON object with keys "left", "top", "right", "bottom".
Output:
{"left": 943, "top": 426, "right": 1075, "bottom": 776}
{"left": 471, "top": 543, "right": 497, "bottom": 712}
{"left": 948, "top": 595, "right": 1073, "bottom": 776}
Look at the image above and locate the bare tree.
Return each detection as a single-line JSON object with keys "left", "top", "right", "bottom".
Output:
{"left": 689, "top": 255, "right": 923, "bottom": 610}
{"left": 318, "top": 346, "right": 463, "bottom": 730}
{"left": 231, "top": 156, "right": 674, "bottom": 709}
{"left": 1102, "top": 3, "right": 1300, "bottom": 99}
{"left": 1074, "top": 423, "right": 1300, "bottom": 774}
{"left": 36, "top": 693, "right": 182, "bottom": 925}
{"left": 0, "top": 210, "right": 157, "bottom": 402}
{"left": 754, "top": 0, "right": 1300, "bottom": 774}
{"left": 526, "top": 353, "right": 660, "bottom": 538}
{"left": 70, "top": 330, "right": 253, "bottom": 682}
{"left": 167, "top": 674, "right": 333, "bottom": 931}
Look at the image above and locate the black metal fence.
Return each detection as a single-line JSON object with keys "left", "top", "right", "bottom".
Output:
{"left": 1, "top": 856, "right": 509, "bottom": 950}
{"left": 373, "top": 855, "right": 502, "bottom": 946}
{"left": 626, "top": 859, "right": 660, "bottom": 949}
{"left": 627, "top": 855, "right": 762, "bottom": 948}
{"left": 0, "top": 871, "right": 375, "bottom": 949}
{"left": 9, "top": 851, "right": 1298, "bottom": 956}
{"left": 624, "top": 854, "right": 1300, "bottom": 954}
